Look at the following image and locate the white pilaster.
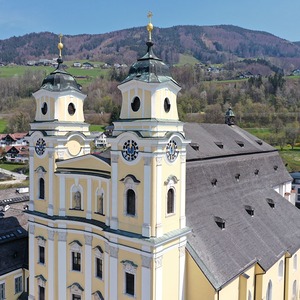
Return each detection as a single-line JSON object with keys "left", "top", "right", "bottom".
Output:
{"left": 180, "top": 154, "right": 186, "bottom": 228}
{"left": 155, "top": 254, "right": 163, "bottom": 300}
{"left": 178, "top": 239, "right": 187, "bottom": 300}
{"left": 142, "top": 255, "right": 151, "bottom": 300}
{"left": 85, "top": 231, "right": 93, "bottom": 298}
{"left": 143, "top": 156, "right": 151, "bottom": 237}
{"left": 47, "top": 228, "right": 55, "bottom": 300}
{"left": 59, "top": 176, "right": 66, "bottom": 216}
{"left": 104, "top": 243, "right": 109, "bottom": 299}
{"left": 111, "top": 154, "right": 119, "bottom": 230}
{"left": 86, "top": 178, "right": 92, "bottom": 219}
{"left": 28, "top": 223, "right": 35, "bottom": 299}
{"left": 47, "top": 151, "right": 54, "bottom": 215}
{"left": 29, "top": 150, "right": 35, "bottom": 211}
{"left": 109, "top": 244, "right": 118, "bottom": 299}
{"left": 155, "top": 156, "right": 163, "bottom": 237}
{"left": 57, "top": 228, "right": 67, "bottom": 300}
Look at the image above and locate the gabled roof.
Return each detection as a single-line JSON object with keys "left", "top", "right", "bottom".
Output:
{"left": 184, "top": 123, "right": 299, "bottom": 290}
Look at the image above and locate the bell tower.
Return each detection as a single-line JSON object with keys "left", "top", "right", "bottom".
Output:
{"left": 108, "top": 13, "right": 190, "bottom": 299}
{"left": 27, "top": 35, "right": 92, "bottom": 216}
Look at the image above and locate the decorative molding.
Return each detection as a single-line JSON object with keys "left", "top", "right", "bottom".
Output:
{"left": 179, "top": 246, "right": 186, "bottom": 257}
{"left": 84, "top": 234, "right": 93, "bottom": 246}
{"left": 180, "top": 154, "right": 186, "bottom": 163}
{"left": 94, "top": 246, "right": 104, "bottom": 258}
{"left": 29, "top": 223, "right": 35, "bottom": 235}
{"left": 69, "top": 240, "right": 83, "bottom": 252}
{"left": 111, "top": 153, "right": 119, "bottom": 163}
{"left": 48, "top": 151, "right": 54, "bottom": 159}
{"left": 121, "top": 260, "right": 137, "bottom": 274}
{"left": 57, "top": 150, "right": 64, "bottom": 160}
{"left": 143, "top": 156, "right": 151, "bottom": 166}
{"left": 104, "top": 242, "right": 110, "bottom": 254}
{"left": 156, "top": 156, "right": 162, "bottom": 166}
{"left": 142, "top": 255, "right": 151, "bottom": 268}
{"left": 155, "top": 256, "right": 163, "bottom": 269}
{"left": 36, "top": 235, "right": 46, "bottom": 247}
{"left": 58, "top": 231, "right": 67, "bottom": 242}
{"left": 110, "top": 245, "right": 119, "bottom": 258}
{"left": 48, "top": 229, "right": 55, "bottom": 241}
{"left": 35, "top": 274, "right": 47, "bottom": 288}
{"left": 68, "top": 282, "right": 84, "bottom": 295}
{"left": 164, "top": 175, "right": 179, "bottom": 186}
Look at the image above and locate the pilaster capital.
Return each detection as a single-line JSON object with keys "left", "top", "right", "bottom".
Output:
{"left": 142, "top": 255, "right": 152, "bottom": 268}
{"left": 84, "top": 234, "right": 93, "bottom": 246}
{"left": 29, "top": 223, "right": 35, "bottom": 234}
{"left": 58, "top": 230, "right": 67, "bottom": 242}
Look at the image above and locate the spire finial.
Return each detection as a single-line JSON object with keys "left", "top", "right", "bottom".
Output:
{"left": 147, "top": 11, "right": 154, "bottom": 41}
{"left": 58, "top": 33, "right": 64, "bottom": 58}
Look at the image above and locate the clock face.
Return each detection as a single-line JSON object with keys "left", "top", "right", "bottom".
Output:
{"left": 35, "top": 138, "right": 46, "bottom": 156}
{"left": 166, "top": 140, "right": 178, "bottom": 162}
{"left": 122, "top": 140, "right": 139, "bottom": 161}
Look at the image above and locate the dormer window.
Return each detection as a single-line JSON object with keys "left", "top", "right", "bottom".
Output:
{"left": 214, "top": 216, "right": 225, "bottom": 229}
{"left": 266, "top": 198, "right": 275, "bottom": 208}
{"left": 236, "top": 140, "right": 244, "bottom": 147}
{"left": 254, "top": 169, "right": 259, "bottom": 175}
{"left": 273, "top": 165, "right": 278, "bottom": 171}
{"left": 211, "top": 178, "right": 217, "bottom": 187}
{"left": 245, "top": 205, "right": 254, "bottom": 216}
{"left": 256, "top": 140, "right": 263, "bottom": 145}
{"left": 215, "top": 142, "right": 224, "bottom": 149}
{"left": 235, "top": 173, "right": 240, "bottom": 181}
{"left": 131, "top": 96, "right": 140, "bottom": 112}
{"left": 190, "top": 143, "right": 199, "bottom": 151}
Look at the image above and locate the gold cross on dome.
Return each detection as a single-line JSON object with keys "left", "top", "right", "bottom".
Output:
{"left": 147, "top": 11, "right": 153, "bottom": 23}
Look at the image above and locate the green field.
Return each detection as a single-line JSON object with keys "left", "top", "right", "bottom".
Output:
{"left": 0, "top": 63, "right": 110, "bottom": 86}
{"left": 89, "top": 124, "right": 106, "bottom": 132}
{"left": 0, "top": 119, "right": 7, "bottom": 133}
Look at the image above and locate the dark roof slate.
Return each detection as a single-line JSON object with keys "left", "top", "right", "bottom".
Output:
{"left": 184, "top": 124, "right": 299, "bottom": 290}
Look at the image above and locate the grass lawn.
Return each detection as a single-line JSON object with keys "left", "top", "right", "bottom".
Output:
{"left": 89, "top": 124, "right": 106, "bottom": 132}
{"left": 0, "top": 119, "right": 7, "bottom": 133}
{"left": 276, "top": 145, "right": 300, "bottom": 172}
{"left": 0, "top": 163, "right": 28, "bottom": 173}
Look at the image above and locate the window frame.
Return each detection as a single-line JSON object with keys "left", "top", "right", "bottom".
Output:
{"left": 70, "top": 241, "right": 83, "bottom": 272}
{"left": 14, "top": 275, "right": 23, "bottom": 294}
{"left": 167, "top": 188, "right": 175, "bottom": 215}
{"left": 0, "top": 281, "right": 5, "bottom": 300}
{"left": 122, "top": 260, "right": 137, "bottom": 297}
{"left": 122, "top": 175, "right": 139, "bottom": 218}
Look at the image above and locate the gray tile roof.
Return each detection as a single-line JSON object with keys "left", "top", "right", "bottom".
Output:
{"left": 184, "top": 123, "right": 299, "bottom": 290}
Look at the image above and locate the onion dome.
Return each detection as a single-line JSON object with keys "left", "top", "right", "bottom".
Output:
{"left": 122, "top": 12, "right": 179, "bottom": 86}
{"left": 40, "top": 34, "right": 82, "bottom": 92}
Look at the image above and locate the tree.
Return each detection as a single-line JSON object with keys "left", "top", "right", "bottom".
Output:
{"left": 285, "top": 122, "right": 299, "bottom": 150}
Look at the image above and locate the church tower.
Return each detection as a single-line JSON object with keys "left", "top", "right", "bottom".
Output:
{"left": 107, "top": 12, "right": 190, "bottom": 299}
{"left": 27, "top": 36, "right": 93, "bottom": 300}
{"left": 27, "top": 15, "right": 189, "bottom": 300}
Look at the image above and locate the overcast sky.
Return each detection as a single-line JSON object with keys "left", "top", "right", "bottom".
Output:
{"left": 0, "top": 0, "right": 299, "bottom": 41}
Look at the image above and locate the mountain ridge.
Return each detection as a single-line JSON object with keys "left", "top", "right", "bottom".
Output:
{"left": 1, "top": 25, "right": 300, "bottom": 73}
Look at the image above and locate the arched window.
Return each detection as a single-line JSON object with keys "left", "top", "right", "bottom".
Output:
{"left": 39, "top": 178, "right": 45, "bottom": 199}
{"left": 292, "top": 280, "right": 297, "bottom": 300}
{"left": 126, "top": 189, "right": 136, "bottom": 216}
{"left": 266, "top": 280, "right": 272, "bottom": 300}
{"left": 278, "top": 260, "right": 284, "bottom": 279}
{"left": 294, "top": 254, "right": 298, "bottom": 270}
{"left": 248, "top": 290, "right": 252, "bottom": 300}
{"left": 167, "top": 188, "right": 175, "bottom": 214}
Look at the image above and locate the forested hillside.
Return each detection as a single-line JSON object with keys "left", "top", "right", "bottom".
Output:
{"left": 1, "top": 25, "right": 300, "bottom": 74}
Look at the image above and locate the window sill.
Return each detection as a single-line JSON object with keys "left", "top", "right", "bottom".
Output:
{"left": 69, "top": 208, "right": 84, "bottom": 211}
{"left": 94, "top": 212, "right": 105, "bottom": 216}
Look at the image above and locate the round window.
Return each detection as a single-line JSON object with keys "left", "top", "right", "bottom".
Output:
{"left": 164, "top": 98, "right": 171, "bottom": 113}
{"left": 41, "top": 102, "right": 48, "bottom": 115}
{"left": 68, "top": 103, "right": 76, "bottom": 115}
{"left": 131, "top": 96, "right": 140, "bottom": 112}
